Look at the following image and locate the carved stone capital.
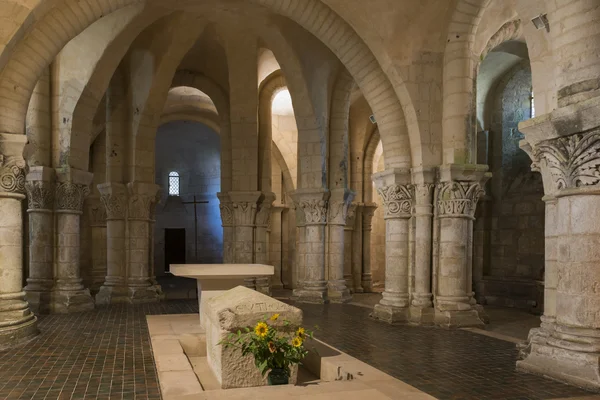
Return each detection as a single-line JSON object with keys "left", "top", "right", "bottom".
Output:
{"left": 255, "top": 192, "right": 276, "bottom": 228}
{"left": 218, "top": 192, "right": 234, "bottom": 227}
{"left": 534, "top": 129, "right": 600, "bottom": 192}
{"left": 98, "top": 183, "right": 127, "bottom": 220}
{"left": 0, "top": 134, "right": 28, "bottom": 197}
{"left": 344, "top": 202, "right": 358, "bottom": 230}
{"left": 362, "top": 203, "right": 378, "bottom": 230}
{"left": 55, "top": 182, "right": 90, "bottom": 213}
{"left": 377, "top": 184, "right": 414, "bottom": 219}
{"left": 86, "top": 197, "right": 107, "bottom": 227}
{"left": 436, "top": 181, "right": 484, "bottom": 219}
{"left": 328, "top": 189, "right": 355, "bottom": 226}
{"left": 127, "top": 182, "right": 159, "bottom": 221}
{"left": 291, "top": 189, "right": 330, "bottom": 226}
{"left": 25, "top": 167, "right": 55, "bottom": 211}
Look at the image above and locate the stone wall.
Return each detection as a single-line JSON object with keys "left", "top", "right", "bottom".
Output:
{"left": 154, "top": 121, "right": 223, "bottom": 276}
{"left": 479, "top": 62, "right": 545, "bottom": 310}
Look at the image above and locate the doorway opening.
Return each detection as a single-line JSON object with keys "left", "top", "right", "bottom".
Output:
{"left": 164, "top": 228, "right": 186, "bottom": 273}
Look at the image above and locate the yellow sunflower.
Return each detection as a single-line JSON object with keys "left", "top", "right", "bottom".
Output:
{"left": 270, "top": 313, "right": 280, "bottom": 321}
{"left": 255, "top": 322, "right": 269, "bottom": 338}
{"left": 296, "top": 327, "right": 305, "bottom": 339}
{"left": 292, "top": 336, "right": 303, "bottom": 348}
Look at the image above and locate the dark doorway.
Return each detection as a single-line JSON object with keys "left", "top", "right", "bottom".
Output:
{"left": 164, "top": 228, "right": 186, "bottom": 273}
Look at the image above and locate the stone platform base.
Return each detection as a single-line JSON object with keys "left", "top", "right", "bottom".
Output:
{"left": 292, "top": 289, "right": 329, "bottom": 304}
{"left": 95, "top": 286, "right": 130, "bottom": 305}
{"left": 517, "top": 343, "right": 600, "bottom": 392}
{"left": 0, "top": 315, "right": 38, "bottom": 351}
{"left": 129, "top": 286, "right": 162, "bottom": 303}
{"left": 370, "top": 304, "right": 408, "bottom": 323}
{"left": 25, "top": 291, "right": 52, "bottom": 314}
{"left": 51, "top": 289, "right": 95, "bottom": 313}
{"left": 434, "top": 309, "right": 484, "bottom": 329}
{"left": 328, "top": 281, "right": 352, "bottom": 303}
{"left": 409, "top": 306, "right": 435, "bottom": 325}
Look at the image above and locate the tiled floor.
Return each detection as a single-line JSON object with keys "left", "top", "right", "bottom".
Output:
{"left": 0, "top": 299, "right": 595, "bottom": 400}
{"left": 0, "top": 301, "right": 196, "bottom": 400}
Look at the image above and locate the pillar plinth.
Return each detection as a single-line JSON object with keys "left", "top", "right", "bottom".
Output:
{"left": 126, "top": 182, "right": 161, "bottom": 303}
{"left": 517, "top": 113, "right": 600, "bottom": 389}
{"left": 433, "top": 164, "right": 489, "bottom": 328}
{"left": 0, "top": 134, "right": 38, "bottom": 347}
{"left": 327, "top": 189, "right": 355, "bottom": 303}
{"left": 96, "top": 183, "right": 128, "bottom": 304}
{"left": 51, "top": 169, "right": 95, "bottom": 314}
{"left": 291, "top": 189, "right": 330, "bottom": 304}
{"left": 372, "top": 169, "right": 412, "bottom": 323}
{"left": 24, "top": 167, "right": 55, "bottom": 313}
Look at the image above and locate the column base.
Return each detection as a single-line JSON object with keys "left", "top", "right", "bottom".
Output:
{"left": 128, "top": 286, "right": 161, "bottom": 304}
{"left": 434, "top": 309, "right": 484, "bottom": 328}
{"left": 472, "top": 304, "right": 490, "bottom": 324}
{"left": 24, "top": 290, "right": 52, "bottom": 314}
{"left": 327, "top": 280, "right": 352, "bottom": 303}
{"left": 255, "top": 277, "right": 271, "bottom": 296}
{"left": 409, "top": 306, "right": 435, "bottom": 325}
{"left": 517, "top": 342, "right": 600, "bottom": 391}
{"left": 371, "top": 303, "right": 409, "bottom": 323}
{"left": 344, "top": 276, "right": 354, "bottom": 294}
{"left": 292, "top": 288, "right": 329, "bottom": 304}
{"left": 0, "top": 315, "right": 38, "bottom": 351}
{"left": 95, "top": 285, "right": 130, "bottom": 305}
{"left": 353, "top": 285, "right": 364, "bottom": 294}
{"left": 51, "top": 289, "right": 95, "bottom": 314}
{"left": 361, "top": 274, "right": 372, "bottom": 293}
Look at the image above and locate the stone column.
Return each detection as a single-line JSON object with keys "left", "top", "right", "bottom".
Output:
{"left": 87, "top": 198, "right": 107, "bottom": 294}
{"left": 343, "top": 203, "right": 357, "bottom": 292}
{"left": 351, "top": 204, "right": 363, "bottom": 293}
{"left": 255, "top": 192, "right": 275, "bottom": 295}
{"left": 327, "top": 189, "right": 354, "bottom": 303}
{"left": 217, "top": 192, "right": 234, "bottom": 264}
{"left": 0, "top": 134, "right": 38, "bottom": 347}
{"left": 372, "top": 169, "right": 412, "bottom": 323}
{"left": 24, "top": 166, "right": 55, "bottom": 313}
{"left": 292, "top": 205, "right": 305, "bottom": 290}
{"left": 269, "top": 205, "right": 285, "bottom": 290}
{"left": 409, "top": 167, "right": 435, "bottom": 324}
{"left": 229, "top": 191, "right": 261, "bottom": 289}
{"left": 517, "top": 120, "right": 600, "bottom": 389}
{"left": 291, "top": 189, "right": 330, "bottom": 303}
{"left": 148, "top": 192, "right": 163, "bottom": 297}
{"left": 96, "top": 183, "right": 128, "bottom": 304}
{"left": 361, "top": 203, "right": 377, "bottom": 293}
{"left": 51, "top": 169, "right": 95, "bottom": 313}
{"left": 433, "top": 164, "right": 489, "bottom": 328}
{"left": 127, "top": 182, "right": 161, "bottom": 303}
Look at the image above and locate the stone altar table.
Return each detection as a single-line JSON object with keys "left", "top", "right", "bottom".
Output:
{"left": 170, "top": 264, "right": 274, "bottom": 326}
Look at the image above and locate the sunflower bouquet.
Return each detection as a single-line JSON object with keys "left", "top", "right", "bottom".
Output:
{"left": 218, "top": 313, "right": 315, "bottom": 384}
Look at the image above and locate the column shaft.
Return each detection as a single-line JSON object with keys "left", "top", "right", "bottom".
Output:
{"left": 361, "top": 204, "right": 377, "bottom": 292}
{"left": 351, "top": 206, "right": 363, "bottom": 293}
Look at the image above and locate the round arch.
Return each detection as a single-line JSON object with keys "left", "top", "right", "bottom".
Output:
{"left": 0, "top": 0, "right": 422, "bottom": 170}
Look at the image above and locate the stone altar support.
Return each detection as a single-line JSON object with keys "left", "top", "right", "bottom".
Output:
{"left": 170, "top": 264, "right": 274, "bottom": 326}
{"left": 204, "top": 285, "right": 302, "bottom": 388}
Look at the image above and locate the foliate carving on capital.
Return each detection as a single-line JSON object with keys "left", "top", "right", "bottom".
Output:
{"left": 328, "top": 200, "right": 352, "bottom": 225}
{"left": 100, "top": 193, "right": 127, "bottom": 220}
{"left": 255, "top": 202, "right": 272, "bottom": 228}
{"left": 377, "top": 184, "right": 414, "bottom": 219}
{"left": 344, "top": 203, "right": 358, "bottom": 229}
{"left": 296, "top": 199, "right": 328, "bottom": 225}
{"left": 436, "top": 181, "right": 484, "bottom": 219}
{"left": 0, "top": 154, "right": 27, "bottom": 195}
{"left": 25, "top": 181, "right": 54, "bottom": 210}
{"left": 362, "top": 204, "right": 377, "bottom": 230}
{"left": 535, "top": 130, "right": 600, "bottom": 190}
{"left": 128, "top": 194, "right": 155, "bottom": 221}
{"left": 88, "top": 201, "right": 107, "bottom": 226}
{"left": 55, "top": 182, "right": 90, "bottom": 212}
{"left": 219, "top": 203, "right": 234, "bottom": 227}
{"left": 414, "top": 184, "right": 435, "bottom": 204}
{"left": 232, "top": 202, "right": 258, "bottom": 226}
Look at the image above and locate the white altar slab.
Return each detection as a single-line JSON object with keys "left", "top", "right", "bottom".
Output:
{"left": 170, "top": 264, "right": 274, "bottom": 326}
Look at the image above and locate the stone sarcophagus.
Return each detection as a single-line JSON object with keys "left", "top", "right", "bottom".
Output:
{"left": 204, "top": 285, "right": 302, "bottom": 389}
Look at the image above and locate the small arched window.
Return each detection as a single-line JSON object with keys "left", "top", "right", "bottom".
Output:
{"left": 530, "top": 90, "right": 535, "bottom": 118}
{"left": 168, "top": 171, "right": 180, "bottom": 196}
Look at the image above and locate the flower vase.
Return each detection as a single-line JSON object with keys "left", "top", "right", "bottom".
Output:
{"left": 267, "top": 368, "right": 289, "bottom": 385}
